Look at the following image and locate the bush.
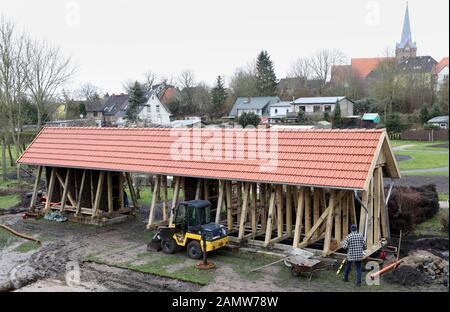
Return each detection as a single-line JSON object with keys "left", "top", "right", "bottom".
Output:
{"left": 385, "top": 113, "right": 403, "bottom": 132}
{"left": 237, "top": 112, "right": 261, "bottom": 128}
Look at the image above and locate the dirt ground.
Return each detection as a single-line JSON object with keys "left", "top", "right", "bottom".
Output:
{"left": 1, "top": 209, "right": 448, "bottom": 293}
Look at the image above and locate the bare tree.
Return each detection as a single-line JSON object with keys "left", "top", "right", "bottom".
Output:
{"left": 288, "top": 57, "right": 312, "bottom": 79}
{"left": 309, "top": 49, "right": 346, "bottom": 89}
{"left": 178, "top": 70, "right": 196, "bottom": 112}
{"left": 24, "top": 38, "right": 75, "bottom": 128}
{"left": 76, "top": 82, "right": 101, "bottom": 101}
{"left": 143, "top": 70, "right": 158, "bottom": 92}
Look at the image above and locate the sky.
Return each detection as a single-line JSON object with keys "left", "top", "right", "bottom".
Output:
{"left": 0, "top": 0, "right": 448, "bottom": 94}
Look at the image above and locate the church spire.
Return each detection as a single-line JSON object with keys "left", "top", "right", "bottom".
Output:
{"left": 396, "top": 2, "right": 417, "bottom": 59}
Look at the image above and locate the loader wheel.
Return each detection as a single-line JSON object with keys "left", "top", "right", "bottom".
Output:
{"left": 161, "top": 238, "right": 179, "bottom": 254}
{"left": 187, "top": 241, "right": 203, "bottom": 259}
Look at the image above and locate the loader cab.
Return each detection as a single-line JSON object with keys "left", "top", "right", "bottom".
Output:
{"left": 173, "top": 200, "right": 212, "bottom": 233}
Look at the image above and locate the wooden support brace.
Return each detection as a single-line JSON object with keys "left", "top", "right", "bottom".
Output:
{"left": 251, "top": 183, "right": 257, "bottom": 234}
{"left": 286, "top": 185, "right": 292, "bottom": 236}
{"left": 75, "top": 170, "right": 87, "bottom": 215}
{"left": 263, "top": 189, "right": 276, "bottom": 247}
{"left": 322, "top": 191, "right": 336, "bottom": 256}
{"left": 276, "top": 185, "right": 283, "bottom": 238}
{"left": 55, "top": 170, "right": 77, "bottom": 207}
{"left": 29, "top": 166, "right": 43, "bottom": 211}
{"left": 304, "top": 187, "right": 311, "bottom": 235}
{"left": 44, "top": 167, "right": 56, "bottom": 213}
{"left": 373, "top": 168, "right": 381, "bottom": 243}
{"left": 169, "top": 176, "right": 181, "bottom": 225}
{"left": 162, "top": 176, "right": 168, "bottom": 222}
{"left": 195, "top": 178, "right": 202, "bottom": 200}
{"left": 226, "top": 181, "right": 233, "bottom": 230}
{"left": 238, "top": 183, "right": 251, "bottom": 240}
{"left": 125, "top": 172, "right": 138, "bottom": 210}
{"left": 147, "top": 175, "right": 161, "bottom": 227}
{"left": 60, "top": 169, "right": 72, "bottom": 212}
{"left": 92, "top": 171, "right": 105, "bottom": 218}
{"left": 292, "top": 187, "right": 305, "bottom": 247}
{"left": 215, "top": 180, "right": 225, "bottom": 224}
{"left": 107, "top": 171, "right": 113, "bottom": 215}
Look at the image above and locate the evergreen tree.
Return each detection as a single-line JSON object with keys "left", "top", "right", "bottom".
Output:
{"left": 255, "top": 50, "right": 277, "bottom": 96}
{"left": 385, "top": 113, "right": 402, "bottom": 132}
{"left": 419, "top": 104, "right": 430, "bottom": 125}
{"left": 211, "top": 75, "right": 227, "bottom": 117}
{"left": 333, "top": 102, "right": 342, "bottom": 128}
{"left": 430, "top": 103, "right": 443, "bottom": 118}
{"left": 126, "top": 81, "right": 147, "bottom": 123}
{"left": 323, "top": 111, "right": 330, "bottom": 122}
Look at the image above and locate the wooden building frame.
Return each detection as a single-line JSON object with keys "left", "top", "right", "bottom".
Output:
{"left": 20, "top": 127, "right": 400, "bottom": 256}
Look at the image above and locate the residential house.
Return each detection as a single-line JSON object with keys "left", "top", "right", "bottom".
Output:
{"left": 428, "top": 116, "right": 449, "bottom": 130}
{"left": 269, "top": 101, "right": 291, "bottom": 117}
{"left": 138, "top": 90, "right": 173, "bottom": 125}
{"left": 435, "top": 57, "right": 449, "bottom": 90}
{"left": 291, "top": 96, "right": 354, "bottom": 116}
{"left": 228, "top": 96, "right": 280, "bottom": 118}
{"left": 102, "top": 93, "right": 129, "bottom": 126}
{"left": 85, "top": 97, "right": 105, "bottom": 120}
{"left": 361, "top": 113, "right": 380, "bottom": 129}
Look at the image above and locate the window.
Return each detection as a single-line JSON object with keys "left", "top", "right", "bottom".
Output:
{"left": 146, "top": 107, "right": 151, "bottom": 113}
{"left": 324, "top": 105, "right": 332, "bottom": 112}
{"left": 313, "top": 105, "right": 321, "bottom": 113}
{"left": 274, "top": 109, "right": 278, "bottom": 114}
{"left": 93, "top": 112, "right": 98, "bottom": 117}
{"left": 298, "top": 106, "right": 306, "bottom": 112}
{"left": 156, "top": 105, "right": 160, "bottom": 113}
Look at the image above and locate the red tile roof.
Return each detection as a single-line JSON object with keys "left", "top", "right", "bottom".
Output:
{"left": 435, "top": 57, "right": 449, "bottom": 74}
{"left": 351, "top": 57, "right": 389, "bottom": 78}
{"left": 17, "top": 127, "right": 398, "bottom": 190}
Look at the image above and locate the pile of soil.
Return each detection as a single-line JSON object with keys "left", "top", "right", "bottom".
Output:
{"left": 388, "top": 184, "right": 440, "bottom": 234}
{"left": 384, "top": 250, "right": 449, "bottom": 287}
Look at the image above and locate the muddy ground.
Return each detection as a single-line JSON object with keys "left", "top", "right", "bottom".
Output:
{"left": 1, "top": 208, "right": 448, "bottom": 292}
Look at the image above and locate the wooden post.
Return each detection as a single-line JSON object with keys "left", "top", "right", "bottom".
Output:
{"left": 195, "top": 178, "right": 202, "bottom": 200}
{"left": 162, "top": 176, "right": 168, "bottom": 222}
{"left": 44, "top": 168, "right": 56, "bottom": 213}
{"left": 75, "top": 170, "right": 86, "bottom": 216}
{"left": 203, "top": 179, "right": 209, "bottom": 200}
{"left": 251, "top": 183, "right": 257, "bottom": 234}
{"left": 373, "top": 168, "right": 381, "bottom": 243}
{"left": 90, "top": 171, "right": 94, "bottom": 208}
{"left": 60, "top": 169, "right": 72, "bottom": 212}
{"left": 118, "top": 173, "right": 124, "bottom": 210}
{"left": 215, "top": 180, "right": 225, "bottom": 224}
{"left": 304, "top": 187, "right": 311, "bottom": 235}
{"left": 55, "top": 170, "right": 77, "bottom": 207}
{"left": 107, "top": 171, "right": 113, "bottom": 215}
{"left": 92, "top": 171, "right": 105, "bottom": 217}
{"left": 343, "top": 192, "right": 349, "bottom": 237}
{"left": 367, "top": 178, "right": 374, "bottom": 249}
{"left": 334, "top": 194, "right": 342, "bottom": 242}
{"left": 350, "top": 192, "right": 357, "bottom": 226}
{"left": 322, "top": 191, "right": 336, "bottom": 256}
{"left": 226, "top": 181, "right": 233, "bottom": 230}
{"left": 147, "top": 175, "right": 161, "bottom": 227}
{"left": 313, "top": 188, "right": 320, "bottom": 238}
{"left": 359, "top": 190, "right": 368, "bottom": 236}
{"left": 264, "top": 189, "right": 276, "bottom": 247}
{"left": 169, "top": 176, "right": 181, "bottom": 225}
{"left": 292, "top": 187, "right": 305, "bottom": 247}
{"left": 29, "top": 166, "right": 43, "bottom": 211}
{"left": 276, "top": 185, "right": 283, "bottom": 238}
{"left": 286, "top": 186, "right": 292, "bottom": 236}
{"left": 379, "top": 169, "right": 389, "bottom": 239}
{"left": 238, "top": 182, "right": 251, "bottom": 240}
{"left": 260, "top": 184, "right": 267, "bottom": 230}
{"left": 236, "top": 181, "right": 242, "bottom": 221}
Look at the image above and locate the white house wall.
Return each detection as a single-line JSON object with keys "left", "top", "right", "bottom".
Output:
{"left": 139, "top": 95, "right": 172, "bottom": 124}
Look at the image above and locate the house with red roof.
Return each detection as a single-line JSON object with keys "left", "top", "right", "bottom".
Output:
{"left": 435, "top": 57, "right": 449, "bottom": 90}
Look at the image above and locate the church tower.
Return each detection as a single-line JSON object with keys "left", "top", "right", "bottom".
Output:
{"left": 396, "top": 3, "right": 417, "bottom": 60}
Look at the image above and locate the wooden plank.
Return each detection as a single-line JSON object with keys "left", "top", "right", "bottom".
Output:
{"left": 55, "top": 170, "right": 77, "bottom": 208}
{"left": 44, "top": 167, "right": 56, "bottom": 213}
{"left": 147, "top": 175, "right": 161, "bottom": 227}
{"left": 162, "top": 176, "right": 168, "bottom": 222}
{"left": 238, "top": 182, "right": 251, "bottom": 240}
{"left": 226, "top": 181, "right": 233, "bottom": 230}
{"left": 359, "top": 190, "right": 368, "bottom": 236}
{"left": 169, "top": 176, "right": 181, "bottom": 225}
{"left": 292, "top": 187, "right": 305, "bottom": 247}
{"left": 302, "top": 205, "right": 331, "bottom": 243}
{"left": 251, "top": 183, "right": 257, "bottom": 234}
{"left": 263, "top": 189, "right": 276, "bottom": 247}
{"left": 92, "top": 171, "right": 105, "bottom": 217}
{"left": 29, "top": 166, "right": 43, "bottom": 211}
{"left": 60, "top": 169, "right": 72, "bottom": 212}
{"left": 373, "top": 167, "right": 381, "bottom": 242}
{"left": 286, "top": 185, "right": 292, "bottom": 236}
{"left": 350, "top": 191, "right": 357, "bottom": 226}
{"left": 322, "top": 191, "right": 336, "bottom": 256}
{"left": 215, "top": 180, "right": 225, "bottom": 224}
{"left": 236, "top": 181, "right": 242, "bottom": 221}
{"left": 75, "top": 170, "right": 87, "bottom": 215}
{"left": 203, "top": 179, "right": 209, "bottom": 200}
{"left": 90, "top": 171, "right": 94, "bottom": 208}
{"left": 304, "top": 187, "right": 311, "bottom": 235}
{"left": 107, "top": 171, "right": 113, "bottom": 214}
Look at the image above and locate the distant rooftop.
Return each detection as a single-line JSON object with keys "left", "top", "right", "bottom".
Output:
{"left": 293, "top": 96, "right": 346, "bottom": 105}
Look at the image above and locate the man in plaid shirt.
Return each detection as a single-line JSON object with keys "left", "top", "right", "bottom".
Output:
{"left": 342, "top": 224, "right": 366, "bottom": 286}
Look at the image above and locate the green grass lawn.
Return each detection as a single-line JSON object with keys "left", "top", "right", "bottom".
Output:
{"left": 414, "top": 208, "right": 448, "bottom": 237}
{"left": 14, "top": 241, "right": 40, "bottom": 253}
{"left": 439, "top": 193, "right": 449, "bottom": 201}
{"left": 390, "top": 140, "right": 448, "bottom": 149}
{"left": 0, "top": 194, "right": 20, "bottom": 209}
{"left": 395, "top": 150, "right": 449, "bottom": 171}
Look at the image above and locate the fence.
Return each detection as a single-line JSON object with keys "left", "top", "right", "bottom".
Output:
{"left": 389, "top": 129, "right": 449, "bottom": 141}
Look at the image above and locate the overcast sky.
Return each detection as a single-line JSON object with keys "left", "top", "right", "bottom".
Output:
{"left": 0, "top": 0, "right": 448, "bottom": 93}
